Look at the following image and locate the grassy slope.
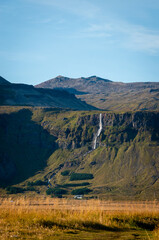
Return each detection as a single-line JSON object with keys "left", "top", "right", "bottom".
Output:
{"left": 0, "top": 106, "right": 159, "bottom": 200}
{"left": 78, "top": 89, "right": 159, "bottom": 111}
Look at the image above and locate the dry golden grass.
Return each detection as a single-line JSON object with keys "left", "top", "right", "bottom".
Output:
{"left": 1, "top": 196, "right": 159, "bottom": 211}
{"left": 0, "top": 197, "right": 159, "bottom": 239}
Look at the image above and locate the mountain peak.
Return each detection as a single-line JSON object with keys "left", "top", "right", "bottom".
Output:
{"left": 56, "top": 75, "right": 70, "bottom": 80}
{"left": 35, "top": 75, "right": 112, "bottom": 91}
{"left": 54, "top": 75, "right": 112, "bottom": 82}
{"left": 84, "top": 76, "right": 112, "bottom": 82}
{"left": 56, "top": 75, "right": 64, "bottom": 78}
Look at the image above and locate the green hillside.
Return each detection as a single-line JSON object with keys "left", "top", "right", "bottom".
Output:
{"left": 0, "top": 106, "right": 159, "bottom": 200}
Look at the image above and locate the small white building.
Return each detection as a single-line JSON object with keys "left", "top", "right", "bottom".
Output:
{"left": 74, "top": 195, "right": 83, "bottom": 199}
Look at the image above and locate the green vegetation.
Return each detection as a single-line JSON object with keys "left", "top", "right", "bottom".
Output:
{"left": 46, "top": 188, "right": 67, "bottom": 196}
{"left": 58, "top": 182, "right": 90, "bottom": 188}
{"left": 70, "top": 173, "right": 94, "bottom": 181}
{"left": 1, "top": 77, "right": 159, "bottom": 238}
{"left": 0, "top": 106, "right": 159, "bottom": 200}
{"left": 6, "top": 186, "right": 24, "bottom": 194}
{"left": 71, "top": 187, "right": 92, "bottom": 195}
{"left": 27, "top": 180, "right": 47, "bottom": 186}
{"left": 25, "top": 186, "right": 36, "bottom": 191}
{"left": 61, "top": 170, "right": 70, "bottom": 176}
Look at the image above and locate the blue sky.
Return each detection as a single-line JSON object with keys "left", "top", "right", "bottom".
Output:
{"left": 0, "top": 0, "right": 159, "bottom": 84}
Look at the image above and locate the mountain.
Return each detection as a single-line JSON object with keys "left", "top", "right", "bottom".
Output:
{"left": 0, "top": 76, "right": 11, "bottom": 85}
{"left": 0, "top": 79, "right": 96, "bottom": 110}
{"left": 35, "top": 75, "right": 159, "bottom": 111}
{"left": 35, "top": 75, "right": 112, "bottom": 94}
{"left": 0, "top": 107, "right": 159, "bottom": 200}
{"left": 0, "top": 75, "right": 159, "bottom": 200}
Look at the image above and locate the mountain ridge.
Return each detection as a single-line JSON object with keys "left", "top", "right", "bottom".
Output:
{"left": 35, "top": 75, "right": 159, "bottom": 111}
{"left": 0, "top": 78, "right": 96, "bottom": 110}
{"left": 0, "top": 76, "right": 11, "bottom": 85}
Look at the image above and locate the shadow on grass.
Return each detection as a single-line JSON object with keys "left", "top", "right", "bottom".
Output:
{"left": 37, "top": 217, "right": 159, "bottom": 234}
{"left": 81, "top": 221, "right": 120, "bottom": 232}
{"left": 37, "top": 219, "right": 121, "bottom": 232}
{"left": 112, "top": 217, "right": 159, "bottom": 231}
{"left": 134, "top": 220, "right": 157, "bottom": 231}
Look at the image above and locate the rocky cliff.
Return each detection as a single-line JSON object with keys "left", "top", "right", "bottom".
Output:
{"left": 0, "top": 107, "right": 159, "bottom": 200}
{"left": 42, "top": 111, "right": 159, "bottom": 149}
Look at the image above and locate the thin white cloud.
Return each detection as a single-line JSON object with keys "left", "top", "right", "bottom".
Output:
{"left": 87, "top": 23, "right": 113, "bottom": 33}
{"left": 82, "top": 21, "right": 159, "bottom": 54}
{"left": 69, "top": 23, "right": 113, "bottom": 39}
{"left": 80, "top": 32, "right": 112, "bottom": 39}
{"left": 26, "top": 0, "right": 100, "bottom": 19}
{"left": 124, "top": 27, "right": 159, "bottom": 54}
{"left": 22, "top": 0, "right": 159, "bottom": 54}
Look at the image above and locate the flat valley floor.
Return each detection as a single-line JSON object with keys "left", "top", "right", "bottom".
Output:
{"left": 0, "top": 197, "right": 159, "bottom": 239}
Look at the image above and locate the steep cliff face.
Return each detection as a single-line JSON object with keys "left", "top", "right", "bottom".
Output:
{"left": 42, "top": 111, "right": 159, "bottom": 150}
{"left": 77, "top": 111, "right": 159, "bottom": 130}
{"left": 40, "top": 110, "right": 159, "bottom": 199}
{"left": 0, "top": 109, "right": 56, "bottom": 186}
{"left": 0, "top": 107, "right": 159, "bottom": 199}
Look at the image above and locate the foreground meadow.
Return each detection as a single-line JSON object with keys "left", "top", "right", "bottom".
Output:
{"left": 0, "top": 197, "right": 159, "bottom": 239}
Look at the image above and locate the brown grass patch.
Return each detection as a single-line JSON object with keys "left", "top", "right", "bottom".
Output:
{"left": 0, "top": 197, "right": 159, "bottom": 239}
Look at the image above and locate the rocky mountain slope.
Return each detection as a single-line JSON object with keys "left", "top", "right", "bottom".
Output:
{"left": 0, "top": 76, "right": 11, "bottom": 85}
{"left": 0, "top": 77, "right": 95, "bottom": 110}
{"left": 35, "top": 75, "right": 159, "bottom": 111}
{"left": 0, "top": 75, "right": 159, "bottom": 199}
{"left": 0, "top": 107, "right": 159, "bottom": 200}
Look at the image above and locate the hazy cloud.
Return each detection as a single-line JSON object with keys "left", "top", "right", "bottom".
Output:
{"left": 83, "top": 21, "right": 159, "bottom": 54}
{"left": 26, "top": 0, "right": 100, "bottom": 18}
{"left": 9, "top": 0, "right": 159, "bottom": 54}
{"left": 124, "top": 27, "right": 159, "bottom": 54}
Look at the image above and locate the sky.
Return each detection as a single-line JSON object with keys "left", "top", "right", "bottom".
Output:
{"left": 0, "top": 0, "right": 159, "bottom": 85}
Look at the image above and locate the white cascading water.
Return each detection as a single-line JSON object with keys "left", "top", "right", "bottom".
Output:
{"left": 47, "top": 113, "right": 103, "bottom": 187}
{"left": 93, "top": 113, "right": 102, "bottom": 150}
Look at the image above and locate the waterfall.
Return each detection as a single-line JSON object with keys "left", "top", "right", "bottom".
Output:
{"left": 93, "top": 113, "right": 102, "bottom": 150}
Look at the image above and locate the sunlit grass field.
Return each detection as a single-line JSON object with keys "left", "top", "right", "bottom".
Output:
{"left": 0, "top": 197, "right": 159, "bottom": 239}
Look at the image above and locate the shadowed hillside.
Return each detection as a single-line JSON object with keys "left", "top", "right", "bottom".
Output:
{"left": 0, "top": 77, "right": 96, "bottom": 110}
{"left": 0, "top": 76, "right": 11, "bottom": 85}
{"left": 0, "top": 109, "right": 57, "bottom": 186}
